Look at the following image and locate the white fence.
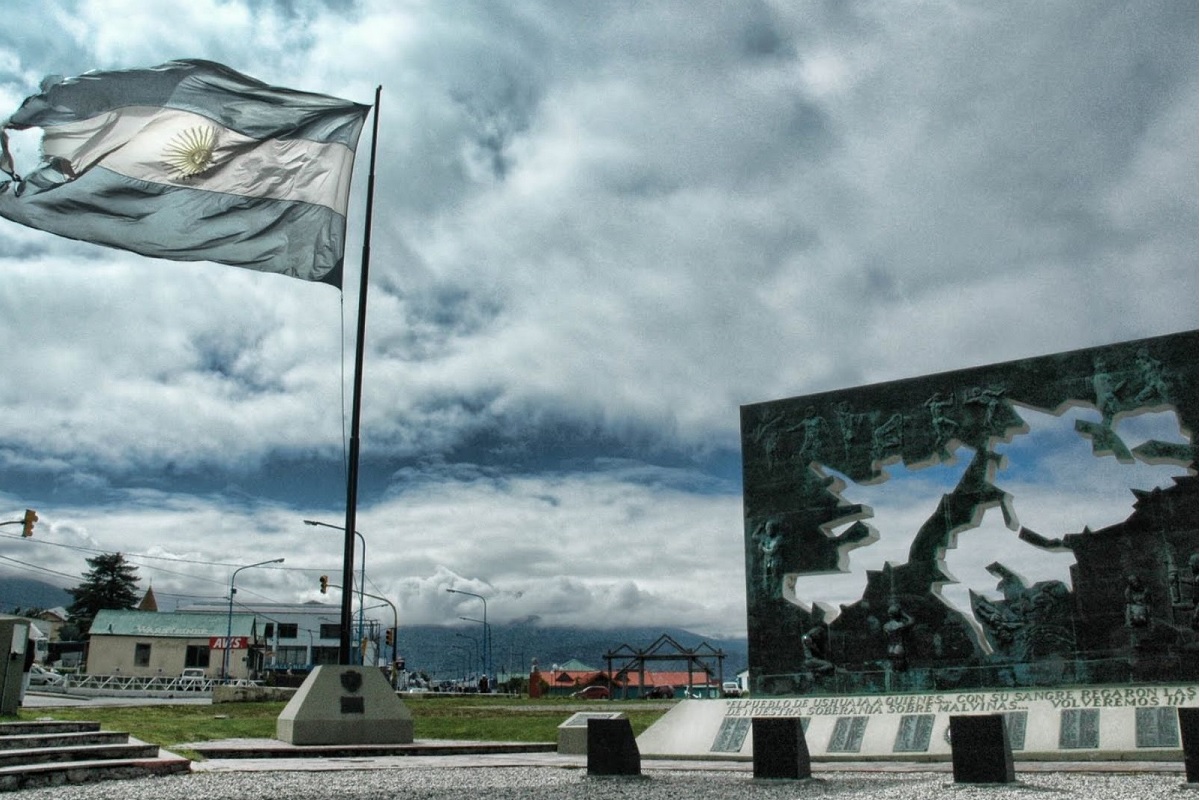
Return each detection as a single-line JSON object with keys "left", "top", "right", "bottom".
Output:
{"left": 59, "top": 673, "right": 261, "bottom": 696}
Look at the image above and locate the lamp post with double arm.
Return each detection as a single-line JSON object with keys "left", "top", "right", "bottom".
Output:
{"left": 224, "top": 557, "right": 284, "bottom": 679}
{"left": 321, "top": 579, "right": 400, "bottom": 684}
{"left": 459, "top": 616, "right": 492, "bottom": 685}
{"left": 304, "top": 519, "right": 367, "bottom": 665}
{"left": 446, "top": 588, "right": 490, "bottom": 691}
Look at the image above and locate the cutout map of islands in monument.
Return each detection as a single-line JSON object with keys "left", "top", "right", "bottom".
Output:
{"left": 740, "top": 331, "right": 1198, "bottom": 697}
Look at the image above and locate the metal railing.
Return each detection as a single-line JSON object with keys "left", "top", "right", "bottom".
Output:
{"left": 62, "top": 673, "right": 261, "bottom": 695}
{"left": 754, "top": 653, "right": 1197, "bottom": 697}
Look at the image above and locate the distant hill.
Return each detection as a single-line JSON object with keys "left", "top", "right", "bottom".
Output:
{"left": 394, "top": 623, "right": 747, "bottom": 681}
{"left": 0, "top": 574, "right": 72, "bottom": 613}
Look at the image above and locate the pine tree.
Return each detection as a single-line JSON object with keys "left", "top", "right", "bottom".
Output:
{"left": 67, "top": 552, "right": 141, "bottom": 636}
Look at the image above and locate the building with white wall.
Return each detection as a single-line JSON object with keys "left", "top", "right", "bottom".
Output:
{"left": 176, "top": 601, "right": 376, "bottom": 672}
{"left": 88, "top": 609, "right": 257, "bottom": 679}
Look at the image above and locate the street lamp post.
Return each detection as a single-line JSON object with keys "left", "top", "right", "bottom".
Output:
{"left": 454, "top": 631, "right": 480, "bottom": 681}
{"left": 459, "top": 616, "right": 491, "bottom": 684}
{"left": 224, "top": 557, "right": 284, "bottom": 679}
{"left": 304, "top": 519, "right": 366, "bottom": 665}
{"left": 448, "top": 645, "right": 470, "bottom": 685}
{"left": 446, "top": 588, "right": 490, "bottom": 691}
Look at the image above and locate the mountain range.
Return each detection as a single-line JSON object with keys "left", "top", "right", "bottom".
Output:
{"left": 393, "top": 623, "right": 747, "bottom": 681}
{"left": 0, "top": 575, "right": 72, "bottom": 613}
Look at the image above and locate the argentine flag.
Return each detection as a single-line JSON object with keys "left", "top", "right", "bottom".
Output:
{"left": 0, "top": 59, "right": 370, "bottom": 287}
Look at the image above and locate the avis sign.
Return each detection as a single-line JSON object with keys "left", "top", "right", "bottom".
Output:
{"left": 210, "top": 636, "right": 249, "bottom": 650}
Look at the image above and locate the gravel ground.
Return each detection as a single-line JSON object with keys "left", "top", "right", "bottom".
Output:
{"left": 12, "top": 766, "right": 1192, "bottom": 800}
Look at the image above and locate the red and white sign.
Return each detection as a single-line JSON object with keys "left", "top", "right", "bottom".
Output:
{"left": 209, "top": 636, "right": 249, "bottom": 650}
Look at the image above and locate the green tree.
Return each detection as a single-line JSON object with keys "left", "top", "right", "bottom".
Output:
{"left": 67, "top": 552, "right": 141, "bottom": 636}
{"left": 10, "top": 606, "right": 45, "bottom": 617}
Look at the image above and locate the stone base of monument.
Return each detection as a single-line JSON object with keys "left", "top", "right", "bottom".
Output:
{"left": 1179, "top": 707, "right": 1198, "bottom": 783}
{"left": 949, "top": 714, "right": 1015, "bottom": 783}
{"left": 276, "top": 665, "right": 413, "bottom": 745}
{"left": 752, "top": 717, "right": 812, "bottom": 780}
{"left": 587, "top": 717, "right": 641, "bottom": 776}
{"left": 636, "top": 684, "right": 1196, "bottom": 763}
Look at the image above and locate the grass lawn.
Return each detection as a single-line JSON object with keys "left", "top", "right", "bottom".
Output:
{"left": 16, "top": 696, "right": 670, "bottom": 758}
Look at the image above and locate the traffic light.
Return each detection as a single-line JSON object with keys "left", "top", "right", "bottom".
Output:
{"left": 21, "top": 509, "right": 37, "bottom": 537}
{"left": 319, "top": 575, "right": 328, "bottom": 593}
{"left": 385, "top": 628, "right": 394, "bottom": 647}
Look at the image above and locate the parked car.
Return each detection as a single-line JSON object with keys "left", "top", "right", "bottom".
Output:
{"left": 179, "top": 668, "right": 208, "bottom": 686}
{"left": 570, "top": 685, "right": 610, "bottom": 700}
{"left": 28, "top": 664, "right": 65, "bottom": 687}
{"left": 643, "top": 685, "right": 675, "bottom": 699}
{"left": 721, "top": 681, "right": 742, "bottom": 698}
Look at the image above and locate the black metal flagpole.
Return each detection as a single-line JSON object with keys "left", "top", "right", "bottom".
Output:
{"left": 340, "top": 85, "right": 382, "bottom": 665}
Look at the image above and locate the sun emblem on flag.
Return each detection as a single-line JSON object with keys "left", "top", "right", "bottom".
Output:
{"left": 163, "top": 126, "right": 218, "bottom": 177}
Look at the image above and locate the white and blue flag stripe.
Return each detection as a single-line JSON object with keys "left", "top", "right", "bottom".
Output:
{"left": 0, "top": 59, "right": 370, "bottom": 286}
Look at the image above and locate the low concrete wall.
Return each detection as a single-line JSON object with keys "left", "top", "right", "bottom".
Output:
{"left": 213, "top": 685, "right": 297, "bottom": 704}
{"left": 638, "top": 685, "right": 1198, "bottom": 762}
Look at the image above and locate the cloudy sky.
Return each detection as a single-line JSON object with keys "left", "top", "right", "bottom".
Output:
{"left": 0, "top": 1, "right": 1194, "bottom": 639}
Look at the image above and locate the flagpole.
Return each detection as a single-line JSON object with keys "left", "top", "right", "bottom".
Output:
{"left": 341, "top": 85, "right": 382, "bottom": 665}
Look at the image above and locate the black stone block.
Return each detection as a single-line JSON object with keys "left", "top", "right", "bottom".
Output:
{"left": 586, "top": 718, "right": 640, "bottom": 776}
{"left": 949, "top": 714, "right": 1015, "bottom": 784}
{"left": 1179, "top": 707, "right": 1198, "bottom": 784}
{"left": 752, "top": 717, "right": 812, "bottom": 780}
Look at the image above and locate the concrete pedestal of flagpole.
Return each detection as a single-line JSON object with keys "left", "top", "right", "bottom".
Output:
{"left": 276, "top": 665, "right": 413, "bottom": 745}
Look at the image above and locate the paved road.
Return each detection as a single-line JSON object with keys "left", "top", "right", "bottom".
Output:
{"left": 22, "top": 691, "right": 213, "bottom": 707}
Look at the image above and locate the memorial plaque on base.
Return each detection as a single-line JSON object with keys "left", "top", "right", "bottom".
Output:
{"left": 1135, "top": 707, "right": 1180, "bottom": 749}
{"left": 711, "top": 717, "right": 752, "bottom": 753}
{"left": 1004, "top": 711, "right": 1027, "bottom": 750}
{"left": 1059, "top": 709, "right": 1100, "bottom": 750}
{"left": 893, "top": 714, "right": 935, "bottom": 753}
{"left": 827, "top": 716, "right": 868, "bottom": 753}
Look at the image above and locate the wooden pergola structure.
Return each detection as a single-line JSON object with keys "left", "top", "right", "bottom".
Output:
{"left": 604, "top": 633, "right": 726, "bottom": 699}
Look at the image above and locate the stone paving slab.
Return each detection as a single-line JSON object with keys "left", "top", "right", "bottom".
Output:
{"left": 185, "top": 738, "right": 1186, "bottom": 776}
{"left": 188, "top": 736, "right": 554, "bottom": 759}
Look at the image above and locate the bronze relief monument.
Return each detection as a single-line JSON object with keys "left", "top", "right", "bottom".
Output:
{"left": 741, "top": 331, "right": 1197, "bottom": 697}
